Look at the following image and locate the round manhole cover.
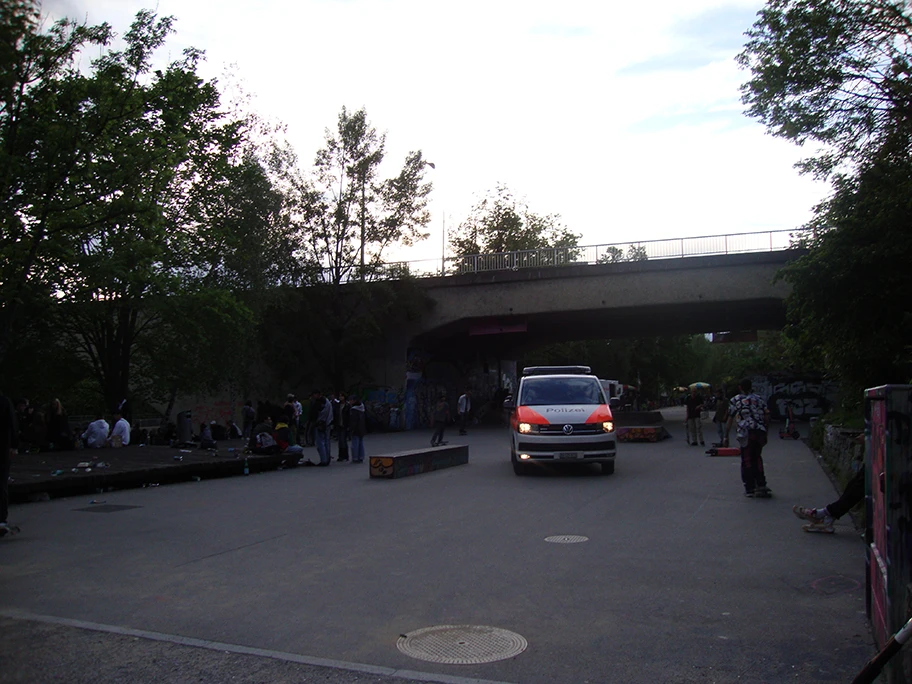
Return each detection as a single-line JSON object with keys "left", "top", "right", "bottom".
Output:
{"left": 545, "top": 534, "right": 589, "bottom": 544}
{"left": 397, "top": 624, "right": 527, "bottom": 664}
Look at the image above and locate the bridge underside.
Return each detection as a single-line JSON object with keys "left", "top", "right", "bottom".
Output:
{"left": 411, "top": 297, "right": 786, "bottom": 358}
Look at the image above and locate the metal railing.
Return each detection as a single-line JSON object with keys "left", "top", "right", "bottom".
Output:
{"left": 384, "top": 229, "right": 802, "bottom": 278}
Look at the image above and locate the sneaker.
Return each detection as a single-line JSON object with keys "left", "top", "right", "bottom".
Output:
{"left": 0, "top": 522, "right": 8, "bottom": 537}
{"left": 792, "top": 505, "right": 823, "bottom": 523}
{"left": 753, "top": 487, "right": 772, "bottom": 498}
{"left": 803, "top": 520, "right": 835, "bottom": 534}
{"left": 700, "top": 442, "right": 705, "bottom": 446}
{"left": 744, "top": 490, "right": 755, "bottom": 498}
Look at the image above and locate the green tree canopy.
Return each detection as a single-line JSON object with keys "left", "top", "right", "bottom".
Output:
{"left": 450, "top": 184, "right": 580, "bottom": 258}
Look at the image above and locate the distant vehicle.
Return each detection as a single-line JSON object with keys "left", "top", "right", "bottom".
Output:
{"left": 503, "top": 366, "right": 617, "bottom": 476}
{"left": 600, "top": 379, "right": 622, "bottom": 410}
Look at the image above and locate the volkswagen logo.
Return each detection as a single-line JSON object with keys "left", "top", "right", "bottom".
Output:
{"left": 562, "top": 424, "right": 574, "bottom": 435}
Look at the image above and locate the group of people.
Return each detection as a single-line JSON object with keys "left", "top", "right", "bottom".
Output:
{"left": 13, "top": 397, "right": 79, "bottom": 452}
{"left": 685, "top": 380, "right": 770, "bottom": 497}
{"left": 245, "top": 391, "right": 368, "bottom": 466}
{"left": 692, "top": 379, "right": 863, "bottom": 526}
{"left": 81, "top": 408, "right": 132, "bottom": 448}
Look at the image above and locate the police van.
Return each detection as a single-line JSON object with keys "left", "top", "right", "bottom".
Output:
{"left": 504, "top": 366, "right": 617, "bottom": 475}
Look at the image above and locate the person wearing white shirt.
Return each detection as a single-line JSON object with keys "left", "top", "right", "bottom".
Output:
{"left": 108, "top": 411, "right": 130, "bottom": 447}
{"left": 82, "top": 415, "right": 109, "bottom": 449}
{"left": 457, "top": 390, "right": 472, "bottom": 436}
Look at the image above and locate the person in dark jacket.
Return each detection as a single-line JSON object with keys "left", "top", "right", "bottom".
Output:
{"left": 349, "top": 396, "right": 367, "bottom": 463}
{"left": 1, "top": 391, "right": 19, "bottom": 536}
{"left": 45, "top": 398, "right": 74, "bottom": 451}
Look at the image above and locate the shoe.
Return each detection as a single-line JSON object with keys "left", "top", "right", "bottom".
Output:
{"left": 792, "top": 505, "right": 823, "bottom": 522}
{"left": 803, "top": 520, "right": 835, "bottom": 534}
{"left": 691, "top": 442, "right": 698, "bottom": 447}
{"left": 700, "top": 442, "right": 705, "bottom": 446}
{"left": 753, "top": 487, "right": 772, "bottom": 498}
{"left": 744, "top": 490, "right": 754, "bottom": 498}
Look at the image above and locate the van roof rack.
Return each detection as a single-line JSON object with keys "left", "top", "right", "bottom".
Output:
{"left": 522, "top": 365, "right": 592, "bottom": 376}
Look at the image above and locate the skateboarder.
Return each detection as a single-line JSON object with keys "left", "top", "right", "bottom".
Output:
{"left": 725, "top": 378, "right": 771, "bottom": 498}
{"left": 431, "top": 394, "right": 450, "bottom": 447}
{"left": 0, "top": 390, "right": 19, "bottom": 537}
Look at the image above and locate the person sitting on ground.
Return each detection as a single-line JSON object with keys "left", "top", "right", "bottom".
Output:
{"left": 198, "top": 422, "right": 217, "bottom": 450}
{"left": 274, "top": 413, "right": 305, "bottom": 458}
{"left": 226, "top": 419, "right": 243, "bottom": 439}
{"left": 82, "top": 413, "right": 109, "bottom": 449}
{"left": 108, "top": 409, "right": 131, "bottom": 447}
{"left": 250, "top": 416, "right": 279, "bottom": 455}
{"left": 793, "top": 436, "right": 865, "bottom": 533}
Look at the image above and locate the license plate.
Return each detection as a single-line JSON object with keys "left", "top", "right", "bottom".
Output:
{"left": 558, "top": 452, "right": 580, "bottom": 459}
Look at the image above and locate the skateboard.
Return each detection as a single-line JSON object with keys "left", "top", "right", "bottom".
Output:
{"left": 705, "top": 446, "right": 740, "bottom": 457}
{"left": 0, "top": 524, "right": 21, "bottom": 538}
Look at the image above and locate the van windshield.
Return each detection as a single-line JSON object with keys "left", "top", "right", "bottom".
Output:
{"left": 520, "top": 377, "right": 605, "bottom": 406}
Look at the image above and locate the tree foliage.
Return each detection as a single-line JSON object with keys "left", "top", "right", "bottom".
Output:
{"left": 449, "top": 184, "right": 580, "bottom": 261}
{"left": 300, "top": 106, "right": 433, "bottom": 285}
{"left": 740, "top": 0, "right": 912, "bottom": 404}
{"left": 738, "top": 0, "right": 912, "bottom": 178}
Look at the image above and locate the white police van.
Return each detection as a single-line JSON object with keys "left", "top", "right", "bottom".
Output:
{"left": 504, "top": 366, "right": 617, "bottom": 475}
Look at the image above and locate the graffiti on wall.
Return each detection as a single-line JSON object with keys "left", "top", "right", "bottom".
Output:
{"left": 750, "top": 375, "right": 839, "bottom": 420}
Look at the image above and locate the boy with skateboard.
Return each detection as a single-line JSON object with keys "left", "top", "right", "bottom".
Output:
{"left": 431, "top": 394, "right": 450, "bottom": 447}
{"left": 725, "top": 378, "right": 772, "bottom": 498}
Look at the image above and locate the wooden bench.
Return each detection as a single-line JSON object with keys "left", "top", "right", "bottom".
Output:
{"left": 369, "top": 444, "right": 468, "bottom": 479}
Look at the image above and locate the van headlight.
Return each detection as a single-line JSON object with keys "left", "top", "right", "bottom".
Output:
{"left": 518, "top": 422, "right": 532, "bottom": 434}
{"left": 602, "top": 421, "right": 615, "bottom": 433}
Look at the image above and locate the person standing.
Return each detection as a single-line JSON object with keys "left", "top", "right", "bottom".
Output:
{"left": 431, "top": 394, "right": 450, "bottom": 447}
{"left": 712, "top": 389, "right": 729, "bottom": 446}
{"left": 315, "top": 394, "right": 333, "bottom": 466}
{"left": 685, "top": 388, "right": 705, "bottom": 446}
{"left": 45, "top": 398, "right": 74, "bottom": 451}
{"left": 241, "top": 400, "right": 256, "bottom": 440}
{"left": 0, "top": 391, "right": 19, "bottom": 536}
{"left": 725, "top": 378, "right": 772, "bottom": 498}
{"left": 349, "top": 395, "right": 367, "bottom": 463}
{"left": 337, "top": 392, "right": 350, "bottom": 461}
{"left": 457, "top": 389, "right": 472, "bottom": 436}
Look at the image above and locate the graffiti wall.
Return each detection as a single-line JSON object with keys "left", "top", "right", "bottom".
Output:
{"left": 750, "top": 374, "right": 840, "bottom": 420}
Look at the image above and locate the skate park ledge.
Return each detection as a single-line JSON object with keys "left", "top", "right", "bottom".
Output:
{"left": 369, "top": 444, "right": 469, "bottom": 479}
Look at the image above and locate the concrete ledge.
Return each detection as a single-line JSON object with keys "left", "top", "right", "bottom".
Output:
{"left": 369, "top": 445, "right": 468, "bottom": 479}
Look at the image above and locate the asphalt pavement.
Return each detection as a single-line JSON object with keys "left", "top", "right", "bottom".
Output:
{"left": 0, "top": 407, "right": 878, "bottom": 683}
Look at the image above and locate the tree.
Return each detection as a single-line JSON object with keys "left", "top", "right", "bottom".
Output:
{"left": 300, "top": 106, "right": 433, "bottom": 285}
{"left": 738, "top": 0, "right": 912, "bottom": 178}
{"left": 739, "top": 0, "right": 912, "bottom": 402}
{"left": 449, "top": 184, "right": 580, "bottom": 269}
{"left": 597, "top": 244, "right": 649, "bottom": 264}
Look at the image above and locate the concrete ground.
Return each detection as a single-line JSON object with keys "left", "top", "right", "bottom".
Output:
{"left": 0, "top": 407, "right": 879, "bottom": 683}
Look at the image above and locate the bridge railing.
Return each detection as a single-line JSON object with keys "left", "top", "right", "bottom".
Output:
{"left": 385, "top": 229, "right": 799, "bottom": 278}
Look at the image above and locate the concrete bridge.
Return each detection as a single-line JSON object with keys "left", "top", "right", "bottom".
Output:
{"left": 401, "top": 249, "right": 800, "bottom": 361}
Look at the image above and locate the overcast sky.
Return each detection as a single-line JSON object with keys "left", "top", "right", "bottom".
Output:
{"left": 44, "top": 0, "right": 827, "bottom": 263}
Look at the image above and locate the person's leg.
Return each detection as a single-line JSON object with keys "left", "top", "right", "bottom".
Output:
{"left": 352, "top": 435, "right": 364, "bottom": 462}
{"left": 717, "top": 420, "right": 725, "bottom": 444}
{"left": 696, "top": 418, "right": 704, "bottom": 445}
{"left": 685, "top": 418, "right": 693, "bottom": 444}
{"left": 827, "top": 468, "right": 865, "bottom": 520}
{"left": 0, "top": 448, "right": 9, "bottom": 526}
{"left": 431, "top": 423, "right": 442, "bottom": 446}
{"left": 753, "top": 444, "right": 768, "bottom": 489}
{"left": 740, "top": 443, "right": 756, "bottom": 494}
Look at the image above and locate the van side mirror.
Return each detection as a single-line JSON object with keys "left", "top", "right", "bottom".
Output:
{"left": 503, "top": 396, "right": 515, "bottom": 411}
{"left": 609, "top": 397, "right": 620, "bottom": 409}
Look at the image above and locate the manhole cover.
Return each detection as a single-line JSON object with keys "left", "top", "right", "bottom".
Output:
{"left": 73, "top": 505, "right": 142, "bottom": 513}
{"left": 397, "top": 624, "right": 527, "bottom": 664}
{"left": 544, "top": 534, "right": 588, "bottom": 544}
